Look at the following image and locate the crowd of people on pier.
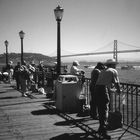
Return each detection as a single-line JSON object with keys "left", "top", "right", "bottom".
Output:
{"left": 0, "top": 60, "right": 57, "bottom": 97}
{"left": 0, "top": 58, "right": 121, "bottom": 139}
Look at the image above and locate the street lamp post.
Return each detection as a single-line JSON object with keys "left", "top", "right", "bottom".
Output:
{"left": 19, "top": 30, "right": 25, "bottom": 65}
{"left": 54, "top": 5, "right": 64, "bottom": 76}
{"left": 4, "top": 40, "right": 9, "bottom": 66}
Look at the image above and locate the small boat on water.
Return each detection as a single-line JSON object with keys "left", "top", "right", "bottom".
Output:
{"left": 84, "top": 65, "right": 90, "bottom": 68}
{"left": 121, "top": 65, "right": 135, "bottom": 70}
{"left": 84, "top": 65, "right": 95, "bottom": 69}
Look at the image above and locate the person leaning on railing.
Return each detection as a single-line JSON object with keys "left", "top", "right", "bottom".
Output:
{"left": 94, "top": 59, "right": 121, "bottom": 139}
{"left": 70, "top": 60, "right": 83, "bottom": 75}
{"left": 89, "top": 62, "right": 105, "bottom": 119}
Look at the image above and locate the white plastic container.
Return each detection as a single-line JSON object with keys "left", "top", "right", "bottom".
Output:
{"left": 55, "top": 75, "right": 81, "bottom": 112}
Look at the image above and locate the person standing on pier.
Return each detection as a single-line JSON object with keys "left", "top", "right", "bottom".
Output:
{"left": 94, "top": 58, "right": 121, "bottom": 139}
{"left": 70, "top": 60, "right": 82, "bottom": 75}
{"left": 19, "top": 61, "right": 30, "bottom": 97}
{"left": 37, "top": 61, "right": 44, "bottom": 88}
{"left": 6, "top": 61, "right": 14, "bottom": 83}
{"left": 13, "top": 62, "right": 21, "bottom": 90}
{"left": 90, "top": 62, "right": 105, "bottom": 119}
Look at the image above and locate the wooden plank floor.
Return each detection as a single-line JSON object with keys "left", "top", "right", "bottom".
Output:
{"left": 0, "top": 82, "right": 140, "bottom": 140}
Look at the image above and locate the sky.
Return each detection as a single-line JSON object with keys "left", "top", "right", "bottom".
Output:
{"left": 0, "top": 0, "right": 140, "bottom": 62}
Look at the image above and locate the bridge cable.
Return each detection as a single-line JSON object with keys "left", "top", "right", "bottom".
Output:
{"left": 118, "top": 41, "right": 140, "bottom": 49}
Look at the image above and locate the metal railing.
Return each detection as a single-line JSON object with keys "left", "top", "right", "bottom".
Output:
{"left": 34, "top": 72, "right": 140, "bottom": 131}
{"left": 83, "top": 78, "right": 140, "bottom": 131}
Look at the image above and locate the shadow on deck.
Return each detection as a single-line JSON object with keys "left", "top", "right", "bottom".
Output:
{"left": 35, "top": 100, "right": 140, "bottom": 140}
{"left": 0, "top": 82, "right": 140, "bottom": 140}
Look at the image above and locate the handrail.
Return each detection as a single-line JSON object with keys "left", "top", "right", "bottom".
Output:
{"left": 83, "top": 78, "right": 140, "bottom": 131}
{"left": 34, "top": 71, "right": 140, "bottom": 131}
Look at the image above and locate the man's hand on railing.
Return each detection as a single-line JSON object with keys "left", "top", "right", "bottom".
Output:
{"left": 109, "top": 88, "right": 122, "bottom": 95}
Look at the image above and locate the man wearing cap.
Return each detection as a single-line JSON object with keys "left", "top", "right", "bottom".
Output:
{"left": 94, "top": 59, "right": 121, "bottom": 139}
{"left": 70, "top": 60, "right": 82, "bottom": 75}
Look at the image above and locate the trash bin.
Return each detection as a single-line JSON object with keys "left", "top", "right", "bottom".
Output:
{"left": 55, "top": 75, "right": 81, "bottom": 113}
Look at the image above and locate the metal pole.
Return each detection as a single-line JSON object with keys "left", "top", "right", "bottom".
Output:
{"left": 113, "top": 40, "right": 118, "bottom": 63}
{"left": 57, "top": 20, "right": 61, "bottom": 76}
{"left": 6, "top": 45, "right": 8, "bottom": 66}
{"left": 21, "top": 38, "right": 23, "bottom": 65}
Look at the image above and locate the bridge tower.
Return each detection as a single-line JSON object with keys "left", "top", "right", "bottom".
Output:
{"left": 113, "top": 40, "right": 118, "bottom": 63}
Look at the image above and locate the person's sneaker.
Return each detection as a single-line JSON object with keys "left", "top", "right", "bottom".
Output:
{"left": 22, "top": 93, "right": 27, "bottom": 97}
{"left": 25, "top": 92, "right": 30, "bottom": 95}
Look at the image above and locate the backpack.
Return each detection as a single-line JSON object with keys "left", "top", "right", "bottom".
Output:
{"left": 107, "top": 110, "right": 123, "bottom": 130}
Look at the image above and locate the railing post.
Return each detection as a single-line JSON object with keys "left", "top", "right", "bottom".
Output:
{"left": 131, "top": 86, "right": 134, "bottom": 127}
{"left": 42, "top": 71, "right": 45, "bottom": 87}
{"left": 34, "top": 70, "right": 39, "bottom": 90}
{"left": 126, "top": 84, "right": 129, "bottom": 126}
{"left": 136, "top": 86, "right": 138, "bottom": 129}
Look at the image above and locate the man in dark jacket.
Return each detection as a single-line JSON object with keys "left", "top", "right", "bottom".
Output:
{"left": 14, "top": 62, "right": 21, "bottom": 90}
{"left": 19, "top": 61, "right": 30, "bottom": 97}
{"left": 90, "top": 62, "right": 105, "bottom": 119}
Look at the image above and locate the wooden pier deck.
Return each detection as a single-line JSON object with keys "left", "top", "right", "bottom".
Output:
{"left": 0, "top": 82, "right": 140, "bottom": 140}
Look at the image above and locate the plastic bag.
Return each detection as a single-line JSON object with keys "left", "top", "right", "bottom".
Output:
{"left": 38, "top": 87, "right": 46, "bottom": 95}
{"left": 79, "top": 94, "right": 86, "bottom": 100}
{"left": 121, "top": 94, "right": 126, "bottom": 105}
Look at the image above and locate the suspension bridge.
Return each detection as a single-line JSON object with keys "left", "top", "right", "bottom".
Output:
{"left": 52, "top": 40, "right": 140, "bottom": 62}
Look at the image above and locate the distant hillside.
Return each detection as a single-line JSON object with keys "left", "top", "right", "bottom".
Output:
{"left": 0, "top": 53, "right": 55, "bottom": 65}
